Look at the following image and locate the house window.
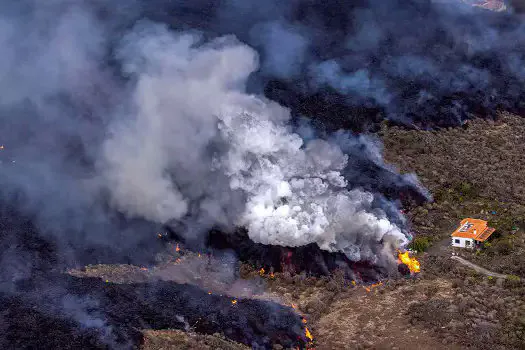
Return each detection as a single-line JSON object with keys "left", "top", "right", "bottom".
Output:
{"left": 465, "top": 240, "right": 470, "bottom": 246}
{"left": 454, "top": 239, "right": 460, "bottom": 244}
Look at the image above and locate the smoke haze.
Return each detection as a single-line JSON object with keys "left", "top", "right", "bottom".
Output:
{"left": 102, "top": 20, "right": 416, "bottom": 264}
{"left": 1, "top": 0, "right": 524, "bottom": 346}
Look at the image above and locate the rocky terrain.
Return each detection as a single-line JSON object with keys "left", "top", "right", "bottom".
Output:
{"left": 66, "top": 113, "right": 525, "bottom": 349}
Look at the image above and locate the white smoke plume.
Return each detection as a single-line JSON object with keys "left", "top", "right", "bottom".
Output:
{"left": 102, "top": 21, "right": 411, "bottom": 263}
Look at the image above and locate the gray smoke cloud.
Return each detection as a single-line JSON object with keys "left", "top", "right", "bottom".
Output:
{"left": 0, "top": 1, "right": 434, "bottom": 347}
{"left": 100, "top": 21, "right": 417, "bottom": 264}
{"left": 0, "top": 0, "right": 432, "bottom": 277}
{"left": 164, "top": 0, "right": 525, "bottom": 128}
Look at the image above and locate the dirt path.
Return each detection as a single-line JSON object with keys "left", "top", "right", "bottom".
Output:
{"left": 451, "top": 255, "right": 508, "bottom": 278}
{"left": 425, "top": 237, "right": 508, "bottom": 278}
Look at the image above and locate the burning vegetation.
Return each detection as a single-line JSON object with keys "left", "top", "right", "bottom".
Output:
{"left": 398, "top": 250, "right": 421, "bottom": 274}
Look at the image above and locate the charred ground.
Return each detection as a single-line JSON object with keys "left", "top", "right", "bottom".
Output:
{"left": 45, "top": 113, "right": 525, "bottom": 349}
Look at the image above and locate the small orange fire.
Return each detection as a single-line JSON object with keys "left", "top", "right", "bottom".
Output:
{"left": 259, "top": 268, "right": 265, "bottom": 276}
{"left": 175, "top": 244, "right": 180, "bottom": 252}
{"left": 291, "top": 303, "right": 297, "bottom": 309}
{"left": 398, "top": 250, "right": 421, "bottom": 273}
{"left": 231, "top": 299, "right": 237, "bottom": 305}
{"left": 305, "top": 326, "right": 313, "bottom": 342}
{"left": 269, "top": 272, "right": 275, "bottom": 279}
{"left": 363, "top": 281, "right": 383, "bottom": 293}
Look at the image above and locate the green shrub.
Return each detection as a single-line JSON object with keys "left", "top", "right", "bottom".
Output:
{"left": 488, "top": 216, "right": 520, "bottom": 234}
{"left": 494, "top": 239, "right": 513, "bottom": 255}
{"left": 454, "top": 181, "right": 479, "bottom": 199}
{"left": 505, "top": 274, "right": 522, "bottom": 288}
{"left": 408, "top": 236, "right": 431, "bottom": 252}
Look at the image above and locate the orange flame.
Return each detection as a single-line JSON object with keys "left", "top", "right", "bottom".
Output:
{"left": 269, "top": 272, "right": 275, "bottom": 279}
{"left": 398, "top": 250, "right": 420, "bottom": 273}
{"left": 305, "top": 327, "right": 313, "bottom": 342}
{"left": 291, "top": 303, "right": 297, "bottom": 309}
{"left": 208, "top": 291, "right": 212, "bottom": 295}
{"left": 175, "top": 244, "right": 180, "bottom": 252}
{"left": 363, "top": 281, "right": 383, "bottom": 293}
{"left": 231, "top": 299, "right": 237, "bottom": 305}
{"left": 259, "top": 268, "right": 265, "bottom": 276}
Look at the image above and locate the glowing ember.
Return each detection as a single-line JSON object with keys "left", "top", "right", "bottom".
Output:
{"left": 305, "top": 327, "right": 313, "bottom": 342}
{"left": 231, "top": 299, "right": 237, "bottom": 305}
{"left": 259, "top": 268, "right": 265, "bottom": 276}
{"left": 175, "top": 244, "right": 180, "bottom": 252}
{"left": 208, "top": 291, "right": 212, "bottom": 295}
{"left": 291, "top": 303, "right": 297, "bottom": 309}
{"left": 302, "top": 318, "right": 307, "bottom": 324}
{"left": 269, "top": 272, "right": 275, "bottom": 279}
{"left": 363, "top": 281, "right": 383, "bottom": 293}
{"left": 398, "top": 250, "right": 421, "bottom": 273}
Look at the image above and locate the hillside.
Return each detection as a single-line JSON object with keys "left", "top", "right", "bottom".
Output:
{"left": 63, "top": 113, "right": 525, "bottom": 349}
{"left": 382, "top": 112, "right": 525, "bottom": 276}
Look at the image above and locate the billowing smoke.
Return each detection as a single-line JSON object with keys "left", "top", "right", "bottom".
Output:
{"left": 4, "top": 0, "right": 523, "bottom": 279}
{"left": 6, "top": 0, "right": 524, "bottom": 280}
{"left": 139, "top": 0, "right": 525, "bottom": 129}
{"left": 5, "top": 0, "right": 525, "bottom": 346}
{"left": 101, "top": 22, "right": 419, "bottom": 265}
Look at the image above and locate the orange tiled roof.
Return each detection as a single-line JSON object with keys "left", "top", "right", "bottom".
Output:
{"left": 451, "top": 218, "right": 496, "bottom": 242}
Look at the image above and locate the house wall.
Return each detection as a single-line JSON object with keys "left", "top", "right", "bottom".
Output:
{"left": 451, "top": 237, "right": 475, "bottom": 248}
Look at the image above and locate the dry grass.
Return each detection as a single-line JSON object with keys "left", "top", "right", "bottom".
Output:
{"left": 142, "top": 330, "right": 249, "bottom": 350}
{"left": 68, "top": 264, "right": 151, "bottom": 283}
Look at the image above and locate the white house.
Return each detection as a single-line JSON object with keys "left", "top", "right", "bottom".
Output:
{"left": 451, "top": 218, "right": 495, "bottom": 249}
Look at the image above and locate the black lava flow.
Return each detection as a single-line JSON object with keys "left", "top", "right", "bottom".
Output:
{"left": 163, "top": 226, "right": 389, "bottom": 283}
{"left": 0, "top": 275, "right": 307, "bottom": 349}
{"left": 137, "top": 0, "right": 525, "bottom": 130}
{"left": 0, "top": 206, "right": 308, "bottom": 349}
